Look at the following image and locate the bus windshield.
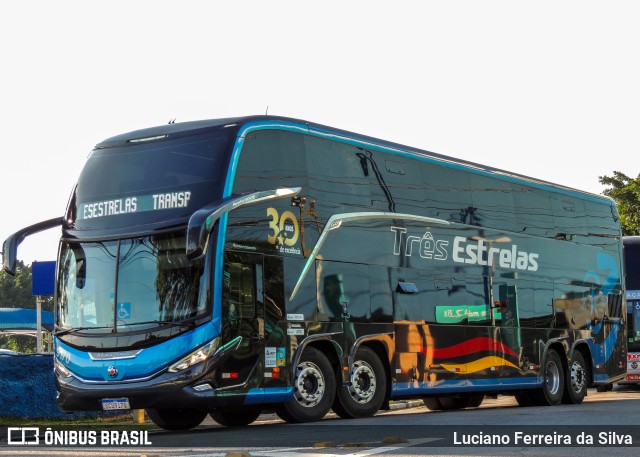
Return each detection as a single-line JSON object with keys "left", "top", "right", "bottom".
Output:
{"left": 57, "top": 232, "right": 210, "bottom": 333}
{"left": 625, "top": 240, "right": 640, "bottom": 349}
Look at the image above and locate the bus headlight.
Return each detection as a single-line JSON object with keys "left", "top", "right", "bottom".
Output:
{"left": 54, "top": 358, "right": 73, "bottom": 378}
{"left": 168, "top": 337, "right": 220, "bottom": 373}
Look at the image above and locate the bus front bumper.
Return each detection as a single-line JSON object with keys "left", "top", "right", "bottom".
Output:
{"left": 55, "top": 356, "right": 245, "bottom": 412}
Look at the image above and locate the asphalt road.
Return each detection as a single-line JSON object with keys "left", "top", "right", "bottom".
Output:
{"left": 4, "top": 386, "right": 640, "bottom": 457}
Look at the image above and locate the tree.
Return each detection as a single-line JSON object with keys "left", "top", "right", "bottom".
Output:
{"left": 0, "top": 262, "right": 54, "bottom": 353}
{"left": 0, "top": 260, "right": 36, "bottom": 309}
{"left": 599, "top": 171, "right": 640, "bottom": 236}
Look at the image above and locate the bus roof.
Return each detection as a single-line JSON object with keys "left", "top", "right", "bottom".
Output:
{"left": 96, "top": 114, "right": 612, "bottom": 205}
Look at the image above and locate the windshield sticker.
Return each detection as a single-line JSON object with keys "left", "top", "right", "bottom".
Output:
{"left": 117, "top": 303, "right": 131, "bottom": 320}
{"left": 79, "top": 191, "right": 191, "bottom": 220}
{"left": 265, "top": 347, "right": 277, "bottom": 368}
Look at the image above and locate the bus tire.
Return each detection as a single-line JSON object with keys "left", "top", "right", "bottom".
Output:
{"left": 423, "top": 397, "right": 445, "bottom": 411}
{"left": 467, "top": 395, "right": 484, "bottom": 408}
{"left": 562, "top": 350, "right": 588, "bottom": 404}
{"left": 515, "top": 391, "right": 535, "bottom": 407}
{"left": 146, "top": 408, "right": 207, "bottom": 430}
{"left": 423, "top": 396, "right": 471, "bottom": 410}
{"left": 332, "top": 346, "right": 387, "bottom": 419}
{"left": 596, "top": 383, "right": 614, "bottom": 392}
{"left": 210, "top": 408, "right": 261, "bottom": 426}
{"left": 275, "top": 347, "right": 336, "bottom": 423}
{"left": 439, "top": 396, "right": 470, "bottom": 410}
{"left": 530, "top": 348, "right": 564, "bottom": 406}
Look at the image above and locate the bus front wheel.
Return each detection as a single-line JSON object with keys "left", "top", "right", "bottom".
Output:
{"left": 332, "top": 346, "right": 387, "bottom": 418}
{"left": 423, "top": 396, "right": 474, "bottom": 410}
{"left": 275, "top": 347, "right": 336, "bottom": 423}
{"left": 146, "top": 407, "right": 207, "bottom": 430}
{"left": 210, "top": 407, "right": 262, "bottom": 426}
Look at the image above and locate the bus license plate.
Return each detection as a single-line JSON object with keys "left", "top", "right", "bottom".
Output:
{"left": 101, "top": 398, "right": 131, "bottom": 411}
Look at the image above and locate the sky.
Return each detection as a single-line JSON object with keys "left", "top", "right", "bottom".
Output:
{"left": 1, "top": 1, "right": 639, "bottom": 265}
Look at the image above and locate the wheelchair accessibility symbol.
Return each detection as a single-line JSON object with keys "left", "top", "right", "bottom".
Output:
{"left": 117, "top": 302, "right": 131, "bottom": 320}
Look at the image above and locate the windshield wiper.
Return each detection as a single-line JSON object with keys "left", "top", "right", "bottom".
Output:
{"left": 118, "top": 320, "right": 196, "bottom": 329}
{"left": 55, "top": 320, "right": 195, "bottom": 337}
{"left": 54, "top": 325, "right": 115, "bottom": 337}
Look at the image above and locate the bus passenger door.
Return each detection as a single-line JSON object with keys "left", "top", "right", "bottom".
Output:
{"left": 493, "top": 284, "right": 526, "bottom": 380}
{"left": 218, "top": 251, "right": 266, "bottom": 389}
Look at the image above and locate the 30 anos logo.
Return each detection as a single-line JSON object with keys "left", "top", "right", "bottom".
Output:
{"left": 267, "top": 208, "right": 299, "bottom": 247}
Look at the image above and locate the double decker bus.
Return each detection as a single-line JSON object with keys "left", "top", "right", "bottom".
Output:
{"left": 3, "top": 115, "right": 626, "bottom": 429}
{"left": 623, "top": 236, "right": 640, "bottom": 383}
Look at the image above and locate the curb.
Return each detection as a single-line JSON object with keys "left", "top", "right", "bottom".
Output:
{"left": 388, "top": 400, "right": 424, "bottom": 411}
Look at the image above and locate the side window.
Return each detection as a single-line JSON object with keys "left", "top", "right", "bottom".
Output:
{"left": 229, "top": 130, "right": 308, "bottom": 252}
{"left": 533, "top": 282, "right": 554, "bottom": 328}
{"left": 223, "top": 262, "right": 256, "bottom": 320}
{"left": 284, "top": 257, "right": 317, "bottom": 320}
{"left": 221, "top": 252, "right": 262, "bottom": 343}
{"left": 233, "top": 130, "right": 307, "bottom": 194}
{"left": 513, "top": 281, "right": 535, "bottom": 326}
{"left": 317, "top": 261, "right": 370, "bottom": 322}
{"left": 370, "top": 266, "right": 393, "bottom": 323}
{"left": 465, "top": 275, "right": 492, "bottom": 326}
{"left": 585, "top": 200, "right": 620, "bottom": 248}
{"left": 512, "top": 184, "right": 554, "bottom": 238}
{"left": 359, "top": 149, "right": 424, "bottom": 214}
{"left": 492, "top": 282, "right": 520, "bottom": 328}
{"left": 429, "top": 275, "right": 481, "bottom": 325}
{"left": 551, "top": 196, "right": 587, "bottom": 238}
{"left": 392, "top": 269, "right": 421, "bottom": 322}
{"left": 469, "top": 174, "right": 516, "bottom": 232}
{"left": 264, "top": 255, "right": 285, "bottom": 330}
{"left": 421, "top": 163, "right": 472, "bottom": 223}
{"left": 305, "top": 136, "right": 371, "bottom": 212}
{"left": 554, "top": 283, "right": 592, "bottom": 330}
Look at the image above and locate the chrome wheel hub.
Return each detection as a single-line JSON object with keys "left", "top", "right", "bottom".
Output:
{"left": 293, "top": 361, "right": 325, "bottom": 408}
{"left": 570, "top": 360, "right": 585, "bottom": 393}
{"left": 348, "top": 360, "right": 376, "bottom": 404}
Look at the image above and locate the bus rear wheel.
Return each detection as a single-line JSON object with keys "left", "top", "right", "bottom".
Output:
{"left": 146, "top": 407, "right": 207, "bottom": 430}
{"left": 530, "top": 348, "right": 564, "bottom": 406}
{"left": 210, "top": 407, "right": 262, "bottom": 426}
{"left": 562, "top": 350, "right": 588, "bottom": 404}
{"left": 332, "top": 346, "right": 387, "bottom": 419}
{"left": 275, "top": 347, "right": 336, "bottom": 423}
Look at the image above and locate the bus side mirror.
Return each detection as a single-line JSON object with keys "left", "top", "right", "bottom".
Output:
{"left": 186, "top": 187, "right": 301, "bottom": 261}
{"left": 2, "top": 217, "right": 63, "bottom": 275}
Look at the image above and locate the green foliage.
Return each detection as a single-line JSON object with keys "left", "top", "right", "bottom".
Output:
{"left": 599, "top": 171, "right": 640, "bottom": 236}
{"left": 0, "top": 262, "right": 54, "bottom": 353}
{"left": 0, "top": 334, "right": 35, "bottom": 354}
{"left": 0, "top": 260, "right": 36, "bottom": 309}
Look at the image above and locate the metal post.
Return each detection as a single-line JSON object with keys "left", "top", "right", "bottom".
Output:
{"left": 36, "top": 296, "right": 42, "bottom": 353}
